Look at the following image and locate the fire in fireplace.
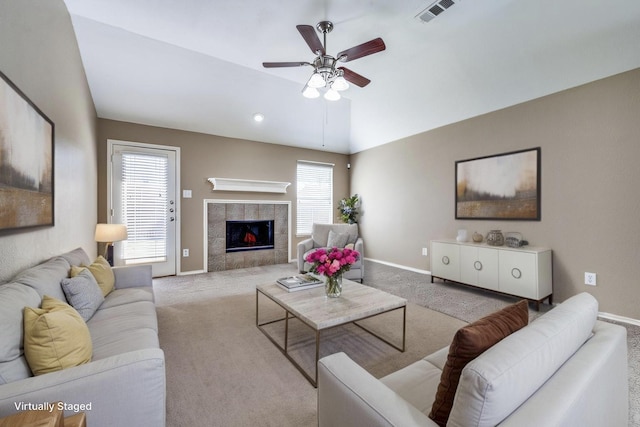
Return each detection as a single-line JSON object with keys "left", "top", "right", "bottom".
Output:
{"left": 226, "top": 220, "right": 274, "bottom": 253}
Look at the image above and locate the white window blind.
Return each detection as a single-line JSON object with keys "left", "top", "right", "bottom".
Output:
{"left": 121, "top": 152, "right": 168, "bottom": 264}
{"left": 297, "top": 161, "right": 333, "bottom": 235}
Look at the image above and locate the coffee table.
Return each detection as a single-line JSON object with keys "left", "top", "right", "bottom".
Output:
{"left": 256, "top": 278, "right": 407, "bottom": 387}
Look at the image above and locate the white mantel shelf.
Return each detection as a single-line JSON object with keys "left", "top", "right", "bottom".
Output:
{"left": 208, "top": 177, "right": 291, "bottom": 194}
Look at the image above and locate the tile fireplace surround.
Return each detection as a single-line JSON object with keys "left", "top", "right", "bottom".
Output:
{"left": 206, "top": 200, "right": 290, "bottom": 272}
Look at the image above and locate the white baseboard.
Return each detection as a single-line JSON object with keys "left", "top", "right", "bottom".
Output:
{"left": 177, "top": 269, "right": 206, "bottom": 276}
{"left": 365, "top": 257, "right": 431, "bottom": 275}
{"left": 598, "top": 311, "right": 640, "bottom": 327}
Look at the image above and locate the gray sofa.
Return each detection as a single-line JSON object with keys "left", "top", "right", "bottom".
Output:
{"left": 297, "top": 223, "right": 364, "bottom": 282}
{"left": 0, "top": 248, "right": 165, "bottom": 427}
{"left": 318, "top": 292, "right": 628, "bottom": 426}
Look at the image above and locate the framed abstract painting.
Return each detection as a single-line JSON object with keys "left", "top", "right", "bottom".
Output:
{"left": 455, "top": 147, "right": 540, "bottom": 220}
{"left": 0, "top": 70, "right": 54, "bottom": 231}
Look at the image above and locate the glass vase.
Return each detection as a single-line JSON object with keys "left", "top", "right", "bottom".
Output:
{"left": 325, "top": 274, "right": 343, "bottom": 298}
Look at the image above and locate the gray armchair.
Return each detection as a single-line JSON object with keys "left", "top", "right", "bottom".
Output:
{"left": 297, "top": 223, "right": 364, "bottom": 282}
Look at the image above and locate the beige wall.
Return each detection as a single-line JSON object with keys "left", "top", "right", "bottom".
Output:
{"left": 8, "top": 0, "right": 635, "bottom": 318}
{"left": 0, "top": 1, "right": 97, "bottom": 282}
{"left": 96, "top": 119, "right": 350, "bottom": 272}
{"left": 351, "top": 68, "right": 640, "bottom": 319}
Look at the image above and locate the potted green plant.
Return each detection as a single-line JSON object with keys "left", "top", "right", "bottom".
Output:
{"left": 337, "top": 194, "right": 359, "bottom": 224}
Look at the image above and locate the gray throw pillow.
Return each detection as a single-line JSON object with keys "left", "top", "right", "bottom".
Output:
{"left": 61, "top": 269, "right": 104, "bottom": 322}
{"left": 327, "top": 230, "right": 349, "bottom": 248}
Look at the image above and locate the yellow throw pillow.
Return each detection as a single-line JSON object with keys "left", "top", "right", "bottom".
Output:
{"left": 70, "top": 255, "right": 115, "bottom": 296}
{"left": 23, "top": 295, "right": 92, "bottom": 376}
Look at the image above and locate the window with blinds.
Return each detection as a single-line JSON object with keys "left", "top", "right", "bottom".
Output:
{"left": 296, "top": 161, "right": 333, "bottom": 235}
{"left": 120, "top": 152, "right": 168, "bottom": 264}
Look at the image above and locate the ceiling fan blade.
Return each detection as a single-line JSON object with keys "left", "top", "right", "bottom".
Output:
{"left": 338, "top": 67, "right": 371, "bottom": 87}
{"left": 263, "top": 61, "right": 310, "bottom": 68}
{"left": 337, "top": 38, "right": 385, "bottom": 62}
{"left": 296, "top": 25, "right": 325, "bottom": 55}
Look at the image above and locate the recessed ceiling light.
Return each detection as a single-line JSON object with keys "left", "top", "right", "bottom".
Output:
{"left": 253, "top": 113, "right": 264, "bottom": 122}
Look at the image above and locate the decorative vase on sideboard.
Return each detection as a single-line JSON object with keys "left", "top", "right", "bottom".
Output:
{"left": 486, "top": 230, "right": 505, "bottom": 246}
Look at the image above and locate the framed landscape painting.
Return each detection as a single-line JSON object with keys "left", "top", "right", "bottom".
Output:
{"left": 0, "top": 70, "right": 54, "bottom": 231}
{"left": 455, "top": 147, "right": 540, "bottom": 220}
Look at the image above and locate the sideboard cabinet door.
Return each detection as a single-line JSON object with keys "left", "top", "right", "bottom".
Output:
{"left": 459, "top": 246, "right": 499, "bottom": 291}
{"left": 431, "top": 241, "right": 460, "bottom": 282}
{"left": 498, "top": 250, "right": 538, "bottom": 299}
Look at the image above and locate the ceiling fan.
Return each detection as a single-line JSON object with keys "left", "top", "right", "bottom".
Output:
{"left": 263, "top": 21, "right": 386, "bottom": 100}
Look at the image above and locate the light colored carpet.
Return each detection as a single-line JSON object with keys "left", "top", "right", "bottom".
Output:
{"left": 154, "top": 260, "right": 640, "bottom": 426}
{"left": 154, "top": 263, "right": 466, "bottom": 427}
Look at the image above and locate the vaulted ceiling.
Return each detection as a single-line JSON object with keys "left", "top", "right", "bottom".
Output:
{"left": 63, "top": 0, "right": 640, "bottom": 154}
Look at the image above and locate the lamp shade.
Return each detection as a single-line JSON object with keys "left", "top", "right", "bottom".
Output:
{"left": 332, "top": 76, "right": 349, "bottom": 91}
{"left": 302, "top": 86, "right": 320, "bottom": 98}
{"left": 324, "top": 88, "right": 341, "bottom": 101}
{"left": 307, "top": 72, "right": 326, "bottom": 88}
{"left": 95, "top": 224, "right": 128, "bottom": 243}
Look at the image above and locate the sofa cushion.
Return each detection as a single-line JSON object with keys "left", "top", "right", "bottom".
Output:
{"left": 91, "top": 328, "right": 160, "bottom": 361}
{"left": 88, "top": 301, "right": 159, "bottom": 335}
{"left": 327, "top": 230, "right": 349, "bottom": 248}
{"left": 447, "top": 293, "right": 598, "bottom": 427}
{"left": 71, "top": 256, "right": 115, "bottom": 297}
{"left": 12, "top": 256, "right": 70, "bottom": 302}
{"left": 23, "top": 296, "right": 93, "bottom": 376}
{"left": 0, "top": 355, "right": 32, "bottom": 385}
{"left": 0, "top": 283, "right": 42, "bottom": 363}
{"left": 88, "top": 300, "right": 159, "bottom": 360}
{"left": 381, "top": 358, "right": 444, "bottom": 415}
{"left": 61, "top": 269, "right": 104, "bottom": 322}
{"left": 58, "top": 247, "right": 92, "bottom": 267}
{"left": 0, "top": 283, "right": 42, "bottom": 384}
{"left": 99, "top": 287, "right": 155, "bottom": 309}
{"left": 429, "top": 300, "right": 529, "bottom": 427}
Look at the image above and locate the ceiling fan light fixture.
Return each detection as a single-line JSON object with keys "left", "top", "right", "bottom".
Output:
{"left": 332, "top": 75, "right": 349, "bottom": 91}
{"left": 302, "top": 86, "right": 320, "bottom": 98}
{"left": 307, "top": 72, "right": 326, "bottom": 88}
{"left": 324, "top": 88, "right": 341, "bottom": 101}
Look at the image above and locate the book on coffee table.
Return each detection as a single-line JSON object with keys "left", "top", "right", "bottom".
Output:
{"left": 276, "top": 274, "right": 323, "bottom": 292}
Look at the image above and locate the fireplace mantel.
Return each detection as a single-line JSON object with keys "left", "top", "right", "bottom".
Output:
{"left": 208, "top": 177, "right": 291, "bottom": 194}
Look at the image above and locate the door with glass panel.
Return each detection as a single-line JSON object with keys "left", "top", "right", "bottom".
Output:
{"left": 109, "top": 142, "right": 177, "bottom": 277}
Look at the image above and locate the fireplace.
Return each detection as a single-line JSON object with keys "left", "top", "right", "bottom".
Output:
{"left": 206, "top": 200, "right": 290, "bottom": 272}
{"left": 226, "top": 220, "right": 274, "bottom": 253}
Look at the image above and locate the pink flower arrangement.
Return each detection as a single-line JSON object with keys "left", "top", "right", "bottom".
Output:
{"left": 305, "top": 247, "right": 360, "bottom": 278}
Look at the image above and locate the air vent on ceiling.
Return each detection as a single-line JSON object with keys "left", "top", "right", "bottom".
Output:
{"left": 416, "top": 0, "right": 460, "bottom": 23}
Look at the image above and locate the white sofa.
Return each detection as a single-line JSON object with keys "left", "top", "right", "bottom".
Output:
{"left": 297, "top": 223, "right": 364, "bottom": 282}
{"left": 318, "top": 293, "right": 628, "bottom": 426}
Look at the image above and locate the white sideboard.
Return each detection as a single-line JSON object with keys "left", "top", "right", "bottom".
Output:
{"left": 430, "top": 239, "right": 552, "bottom": 309}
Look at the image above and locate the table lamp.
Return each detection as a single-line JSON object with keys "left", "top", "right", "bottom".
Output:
{"left": 95, "top": 224, "right": 128, "bottom": 266}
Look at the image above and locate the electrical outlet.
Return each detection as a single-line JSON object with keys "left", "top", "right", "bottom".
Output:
{"left": 422, "top": 247, "right": 428, "bottom": 256}
{"left": 585, "top": 272, "right": 596, "bottom": 286}
{"left": 183, "top": 249, "right": 189, "bottom": 257}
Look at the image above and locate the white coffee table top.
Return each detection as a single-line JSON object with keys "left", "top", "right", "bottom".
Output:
{"left": 257, "top": 279, "right": 407, "bottom": 330}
